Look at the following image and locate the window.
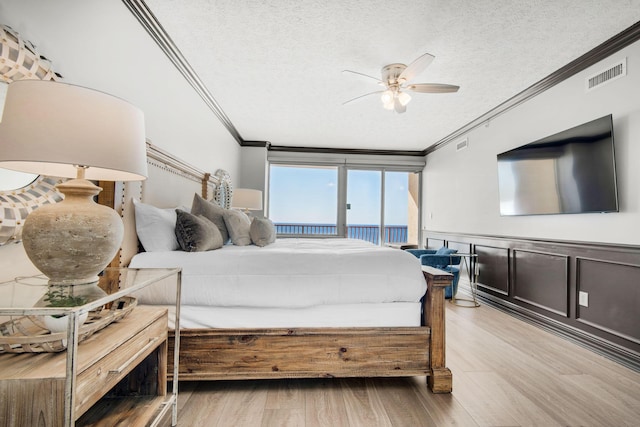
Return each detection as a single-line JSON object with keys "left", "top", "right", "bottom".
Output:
{"left": 269, "top": 165, "right": 338, "bottom": 236}
{"left": 267, "top": 153, "right": 423, "bottom": 244}
{"left": 384, "top": 171, "right": 420, "bottom": 244}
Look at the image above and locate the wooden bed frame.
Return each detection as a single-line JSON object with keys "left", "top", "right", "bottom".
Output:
{"left": 103, "top": 143, "right": 453, "bottom": 393}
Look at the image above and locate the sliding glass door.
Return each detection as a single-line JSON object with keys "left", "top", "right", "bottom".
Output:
{"left": 346, "top": 169, "right": 382, "bottom": 243}
{"left": 346, "top": 169, "right": 419, "bottom": 245}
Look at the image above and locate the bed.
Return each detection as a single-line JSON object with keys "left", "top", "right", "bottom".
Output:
{"left": 106, "top": 143, "right": 452, "bottom": 393}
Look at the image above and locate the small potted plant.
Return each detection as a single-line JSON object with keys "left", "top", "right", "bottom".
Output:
{"left": 40, "top": 287, "right": 89, "bottom": 333}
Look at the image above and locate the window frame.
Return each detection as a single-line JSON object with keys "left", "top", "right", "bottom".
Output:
{"left": 268, "top": 158, "right": 423, "bottom": 243}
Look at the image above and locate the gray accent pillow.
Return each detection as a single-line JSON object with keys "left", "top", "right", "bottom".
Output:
{"left": 175, "top": 209, "right": 223, "bottom": 252}
{"left": 250, "top": 217, "right": 276, "bottom": 247}
{"left": 222, "top": 209, "right": 252, "bottom": 246}
{"left": 191, "top": 193, "right": 229, "bottom": 243}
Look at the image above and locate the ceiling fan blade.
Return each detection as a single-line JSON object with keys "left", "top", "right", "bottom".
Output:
{"left": 342, "top": 90, "right": 385, "bottom": 105}
{"left": 398, "top": 53, "right": 435, "bottom": 83}
{"left": 406, "top": 83, "right": 460, "bottom": 93}
{"left": 394, "top": 98, "right": 406, "bottom": 114}
{"left": 342, "top": 69, "right": 383, "bottom": 85}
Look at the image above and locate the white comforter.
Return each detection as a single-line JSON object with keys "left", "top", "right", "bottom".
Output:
{"left": 129, "top": 238, "right": 425, "bottom": 309}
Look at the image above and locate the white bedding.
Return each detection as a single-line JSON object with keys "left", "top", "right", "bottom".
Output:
{"left": 160, "top": 303, "right": 423, "bottom": 329}
{"left": 129, "top": 238, "right": 426, "bottom": 309}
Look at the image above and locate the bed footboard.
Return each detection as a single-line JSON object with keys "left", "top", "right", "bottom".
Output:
{"left": 171, "top": 327, "right": 430, "bottom": 380}
{"left": 167, "top": 267, "right": 452, "bottom": 393}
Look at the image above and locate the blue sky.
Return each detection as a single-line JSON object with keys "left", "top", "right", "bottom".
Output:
{"left": 269, "top": 166, "right": 409, "bottom": 225}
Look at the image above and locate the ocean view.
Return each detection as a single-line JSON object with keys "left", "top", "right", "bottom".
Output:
{"left": 274, "top": 223, "right": 408, "bottom": 245}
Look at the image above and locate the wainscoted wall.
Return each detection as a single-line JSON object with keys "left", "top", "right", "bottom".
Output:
{"left": 425, "top": 231, "right": 640, "bottom": 370}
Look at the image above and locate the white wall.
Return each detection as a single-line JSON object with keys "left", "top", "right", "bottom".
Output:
{"left": 423, "top": 40, "right": 640, "bottom": 245}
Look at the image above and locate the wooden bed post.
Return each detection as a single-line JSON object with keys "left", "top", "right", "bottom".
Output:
{"left": 423, "top": 266, "right": 453, "bottom": 393}
{"left": 202, "top": 172, "right": 211, "bottom": 199}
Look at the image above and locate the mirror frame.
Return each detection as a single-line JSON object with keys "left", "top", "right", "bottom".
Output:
{"left": 0, "top": 24, "right": 63, "bottom": 245}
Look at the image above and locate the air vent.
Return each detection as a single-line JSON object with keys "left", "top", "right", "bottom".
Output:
{"left": 456, "top": 138, "right": 469, "bottom": 151}
{"left": 586, "top": 58, "right": 626, "bottom": 92}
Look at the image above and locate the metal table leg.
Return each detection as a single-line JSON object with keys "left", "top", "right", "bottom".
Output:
{"left": 450, "top": 253, "right": 480, "bottom": 307}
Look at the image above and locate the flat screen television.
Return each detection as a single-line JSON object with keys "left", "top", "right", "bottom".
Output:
{"left": 497, "top": 114, "right": 618, "bottom": 216}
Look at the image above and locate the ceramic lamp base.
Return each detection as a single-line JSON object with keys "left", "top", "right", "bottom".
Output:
{"left": 21, "top": 178, "right": 123, "bottom": 286}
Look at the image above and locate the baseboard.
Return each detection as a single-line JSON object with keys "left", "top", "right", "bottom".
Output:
{"left": 458, "top": 287, "right": 640, "bottom": 372}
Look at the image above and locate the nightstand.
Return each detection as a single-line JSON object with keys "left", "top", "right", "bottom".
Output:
{"left": 0, "top": 267, "right": 182, "bottom": 427}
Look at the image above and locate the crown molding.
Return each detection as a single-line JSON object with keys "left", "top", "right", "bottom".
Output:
{"left": 122, "top": 0, "right": 245, "bottom": 146}
{"left": 268, "top": 144, "right": 424, "bottom": 157}
{"left": 423, "top": 20, "right": 640, "bottom": 155}
{"left": 241, "top": 140, "right": 271, "bottom": 148}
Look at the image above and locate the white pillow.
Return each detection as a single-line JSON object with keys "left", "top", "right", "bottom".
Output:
{"left": 133, "top": 199, "right": 180, "bottom": 252}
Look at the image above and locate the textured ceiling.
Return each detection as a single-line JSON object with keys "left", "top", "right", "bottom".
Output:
{"left": 143, "top": 0, "right": 640, "bottom": 152}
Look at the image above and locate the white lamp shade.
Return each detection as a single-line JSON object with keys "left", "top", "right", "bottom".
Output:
{"left": 231, "top": 188, "right": 263, "bottom": 210}
{"left": 0, "top": 80, "right": 147, "bottom": 181}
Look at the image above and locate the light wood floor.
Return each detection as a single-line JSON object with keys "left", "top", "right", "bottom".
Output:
{"left": 174, "top": 301, "right": 640, "bottom": 426}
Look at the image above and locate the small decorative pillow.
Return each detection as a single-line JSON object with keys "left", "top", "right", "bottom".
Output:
{"left": 133, "top": 199, "right": 180, "bottom": 252}
{"left": 222, "top": 209, "right": 252, "bottom": 246}
{"left": 191, "top": 193, "right": 230, "bottom": 244}
{"left": 436, "top": 246, "right": 457, "bottom": 255}
{"left": 175, "top": 209, "right": 224, "bottom": 252}
{"left": 249, "top": 217, "right": 276, "bottom": 247}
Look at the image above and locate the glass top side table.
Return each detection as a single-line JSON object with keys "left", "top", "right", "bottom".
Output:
{"left": 450, "top": 253, "right": 481, "bottom": 307}
{"left": 0, "top": 267, "right": 182, "bottom": 426}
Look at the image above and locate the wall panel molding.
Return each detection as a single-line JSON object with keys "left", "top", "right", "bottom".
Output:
{"left": 424, "top": 230, "right": 640, "bottom": 371}
{"left": 576, "top": 257, "right": 640, "bottom": 345}
{"left": 475, "top": 244, "right": 509, "bottom": 295}
{"left": 513, "top": 249, "right": 570, "bottom": 317}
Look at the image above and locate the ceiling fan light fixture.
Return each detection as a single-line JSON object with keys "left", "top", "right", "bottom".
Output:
{"left": 343, "top": 53, "right": 458, "bottom": 113}
{"left": 393, "top": 97, "right": 406, "bottom": 114}
{"left": 381, "top": 90, "right": 394, "bottom": 105}
{"left": 398, "top": 91, "right": 411, "bottom": 106}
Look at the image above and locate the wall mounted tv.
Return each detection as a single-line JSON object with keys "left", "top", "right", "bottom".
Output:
{"left": 497, "top": 114, "right": 618, "bottom": 216}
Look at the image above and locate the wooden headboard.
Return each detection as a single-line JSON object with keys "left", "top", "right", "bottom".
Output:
{"left": 101, "top": 142, "right": 231, "bottom": 267}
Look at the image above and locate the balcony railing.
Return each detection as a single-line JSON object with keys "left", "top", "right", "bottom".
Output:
{"left": 274, "top": 223, "right": 408, "bottom": 245}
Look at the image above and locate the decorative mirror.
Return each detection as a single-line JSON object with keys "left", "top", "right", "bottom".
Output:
{"left": 0, "top": 164, "right": 38, "bottom": 191}
{"left": 0, "top": 24, "right": 63, "bottom": 245}
{"left": 213, "top": 169, "right": 233, "bottom": 209}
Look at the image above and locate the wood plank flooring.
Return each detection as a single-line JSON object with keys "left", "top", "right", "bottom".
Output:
{"left": 174, "top": 301, "right": 640, "bottom": 426}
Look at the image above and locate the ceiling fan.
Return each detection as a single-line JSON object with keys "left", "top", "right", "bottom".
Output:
{"left": 342, "top": 53, "right": 459, "bottom": 113}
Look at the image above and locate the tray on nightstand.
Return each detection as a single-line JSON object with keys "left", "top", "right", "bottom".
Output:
{"left": 0, "top": 296, "right": 137, "bottom": 353}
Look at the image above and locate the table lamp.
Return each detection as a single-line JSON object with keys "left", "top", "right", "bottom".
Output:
{"left": 0, "top": 80, "right": 147, "bottom": 285}
{"left": 231, "top": 188, "right": 263, "bottom": 214}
